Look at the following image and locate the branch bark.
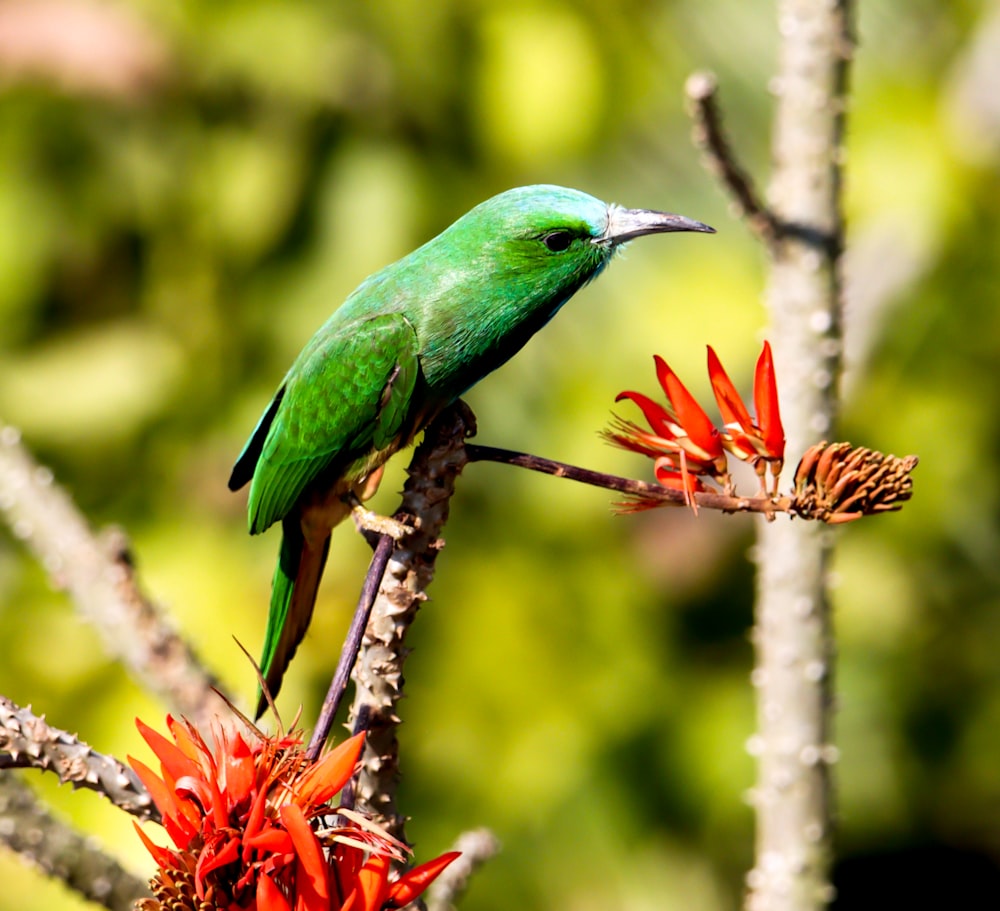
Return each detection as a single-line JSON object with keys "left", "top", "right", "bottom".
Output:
{"left": 0, "top": 770, "right": 151, "bottom": 910}
{"left": 745, "top": 3, "right": 853, "bottom": 910}
{"left": 0, "top": 694, "right": 155, "bottom": 821}
{"left": 347, "top": 401, "right": 474, "bottom": 844}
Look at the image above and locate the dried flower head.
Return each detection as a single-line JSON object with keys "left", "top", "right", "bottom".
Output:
{"left": 791, "top": 441, "right": 918, "bottom": 524}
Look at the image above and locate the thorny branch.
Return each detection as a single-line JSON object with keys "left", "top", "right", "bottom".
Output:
{"left": 0, "top": 770, "right": 151, "bottom": 911}
{"left": 426, "top": 828, "right": 502, "bottom": 911}
{"left": 347, "top": 401, "right": 474, "bottom": 845}
{"left": 0, "top": 695, "right": 155, "bottom": 821}
{"left": 0, "top": 696, "right": 156, "bottom": 904}
{"left": 0, "top": 424, "right": 229, "bottom": 728}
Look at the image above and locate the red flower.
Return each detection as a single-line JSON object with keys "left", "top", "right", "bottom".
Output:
{"left": 707, "top": 342, "right": 785, "bottom": 495}
{"left": 606, "top": 343, "right": 786, "bottom": 504}
{"left": 130, "top": 715, "right": 458, "bottom": 911}
{"left": 607, "top": 355, "right": 730, "bottom": 507}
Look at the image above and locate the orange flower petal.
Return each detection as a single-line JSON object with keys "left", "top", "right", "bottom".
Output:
{"left": 132, "top": 820, "right": 176, "bottom": 869}
{"left": 128, "top": 756, "right": 198, "bottom": 847}
{"left": 357, "top": 853, "right": 390, "bottom": 911}
{"left": 135, "top": 718, "right": 201, "bottom": 785}
{"left": 257, "top": 872, "right": 293, "bottom": 911}
{"left": 166, "top": 715, "right": 210, "bottom": 766}
{"left": 331, "top": 842, "right": 364, "bottom": 909}
{"left": 128, "top": 756, "right": 176, "bottom": 823}
{"left": 278, "top": 803, "right": 329, "bottom": 910}
{"left": 195, "top": 834, "right": 240, "bottom": 882}
{"left": 244, "top": 782, "right": 273, "bottom": 864}
{"left": 384, "top": 852, "right": 462, "bottom": 909}
{"left": 707, "top": 345, "right": 754, "bottom": 431}
{"left": 222, "top": 729, "right": 257, "bottom": 806}
{"left": 245, "top": 826, "right": 295, "bottom": 855}
{"left": 754, "top": 341, "right": 785, "bottom": 460}
{"left": 655, "top": 356, "right": 724, "bottom": 459}
{"left": 653, "top": 460, "right": 707, "bottom": 495}
{"left": 294, "top": 731, "right": 365, "bottom": 809}
{"left": 615, "top": 390, "right": 678, "bottom": 440}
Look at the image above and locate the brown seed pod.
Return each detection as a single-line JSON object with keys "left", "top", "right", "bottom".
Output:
{"left": 792, "top": 442, "right": 918, "bottom": 524}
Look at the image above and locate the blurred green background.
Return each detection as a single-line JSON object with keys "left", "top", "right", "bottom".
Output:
{"left": 2, "top": 1, "right": 1000, "bottom": 908}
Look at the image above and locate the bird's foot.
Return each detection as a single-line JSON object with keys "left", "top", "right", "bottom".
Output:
{"left": 349, "top": 501, "right": 415, "bottom": 540}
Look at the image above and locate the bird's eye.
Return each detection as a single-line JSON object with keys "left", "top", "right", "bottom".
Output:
{"left": 541, "top": 230, "right": 574, "bottom": 253}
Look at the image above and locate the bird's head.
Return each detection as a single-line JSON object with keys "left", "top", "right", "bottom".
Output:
{"left": 444, "top": 185, "right": 715, "bottom": 298}
{"left": 402, "top": 185, "right": 715, "bottom": 390}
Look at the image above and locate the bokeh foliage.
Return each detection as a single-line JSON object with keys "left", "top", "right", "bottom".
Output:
{"left": 1, "top": 1, "right": 999, "bottom": 908}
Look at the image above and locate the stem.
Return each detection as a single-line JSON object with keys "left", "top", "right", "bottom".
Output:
{"left": 465, "top": 443, "right": 791, "bottom": 517}
{"left": 685, "top": 71, "right": 781, "bottom": 247}
{"left": 307, "top": 534, "right": 394, "bottom": 762}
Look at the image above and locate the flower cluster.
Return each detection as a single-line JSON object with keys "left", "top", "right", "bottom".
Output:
{"left": 130, "top": 715, "right": 458, "bottom": 911}
{"left": 605, "top": 342, "right": 785, "bottom": 505}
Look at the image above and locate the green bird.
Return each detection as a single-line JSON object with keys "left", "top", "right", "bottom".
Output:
{"left": 229, "top": 184, "right": 713, "bottom": 716}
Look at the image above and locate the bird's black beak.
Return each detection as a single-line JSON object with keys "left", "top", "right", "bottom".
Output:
{"left": 599, "top": 205, "right": 715, "bottom": 246}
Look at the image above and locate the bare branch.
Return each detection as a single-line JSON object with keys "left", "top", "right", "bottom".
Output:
{"left": 0, "top": 770, "right": 151, "bottom": 910}
{"left": 0, "top": 694, "right": 155, "bottom": 821}
{"left": 0, "top": 424, "right": 230, "bottom": 726}
{"left": 466, "top": 442, "right": 789, "bottom": 517}
{"left": 464, "top": 442, "right": 915, "bottom": 525}
{"left": 307, "top": 533, "right": 394, "bottom": 762}
{"left": 685, "top": 70, "right": 781, "bottom": 247}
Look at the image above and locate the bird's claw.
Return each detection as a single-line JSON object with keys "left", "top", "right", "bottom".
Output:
{"left": 349, "top": 503, "right": 415, "bottom": 540}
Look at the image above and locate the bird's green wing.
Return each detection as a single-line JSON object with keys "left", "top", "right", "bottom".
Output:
{"left": 372, "top": 346, "right": 419, "bottom": 451}
{"left": 245, "top": 312, "right": 420, "bottom": 534}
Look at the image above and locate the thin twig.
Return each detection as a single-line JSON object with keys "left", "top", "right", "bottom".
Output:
{"left": 685, "top": 70, "right": 782, "bottom": 247}
{"left": 306, "top": 534, "right": 394, "bottom": 763}
{"left": 0, "top": 695, "right": 155, "bottom": 821}
{"left": 0, "top": 770, "right": 151, "bottom": 910}
{"left": 0, "top": 425, "right": 229, "bottom": 727}
{"left": 465, "top": 443, "right": 789, "bottom": 517}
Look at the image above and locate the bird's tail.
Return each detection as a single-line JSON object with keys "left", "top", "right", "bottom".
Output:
{"left": 255, "top": 518, "right": 332, "bottom": 719}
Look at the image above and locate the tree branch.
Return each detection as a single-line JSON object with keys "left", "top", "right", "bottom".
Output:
{"left": 347, "top": 401, "right": 474, "bottom": 844}
{"left": 307, "top": 533, "right": 394, "bottom": 762}
{"left": 746, "top": 3, "right": 853, "bottom": 910}
{"left": 685, "top": 70, "right": 781, "bottom": 248}
{"left": 465, "top": 442, "right": 915, "bottom": 525}
{"left": 0, "top": 695, "right": 155, "bottom": 821}
{"left": 0, "top": 425, "right": 229, "bottom": 727}
{"left": 466, "top": 442, "right": 789, "bottom": 516}
{"left": 0, "top": 770, "right": 151, "bottom": 910}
